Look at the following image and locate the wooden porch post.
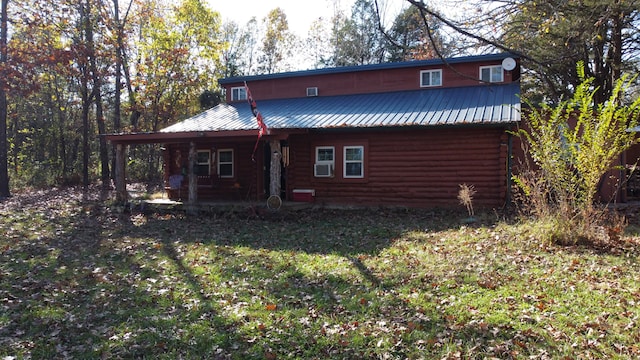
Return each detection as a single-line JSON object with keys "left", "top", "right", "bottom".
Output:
{"left": 115, "top": 143, "right": 128, "bottom": 203}
{"left": 187, "top": 141, "right": 198, "bottom": 214}
{"left": 269, "top": 140, "right": 282, "bottom": 197}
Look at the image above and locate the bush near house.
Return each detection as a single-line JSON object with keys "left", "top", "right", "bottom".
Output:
{"left": 514, "top": 64, "right": 640, "bottom": 246}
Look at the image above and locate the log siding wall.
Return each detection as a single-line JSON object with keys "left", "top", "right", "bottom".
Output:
{"left": 225, "top": 61, "right": 516, "bottom": 102}
{"left": 287, "top": 127, "right": 510, "bottom": 208}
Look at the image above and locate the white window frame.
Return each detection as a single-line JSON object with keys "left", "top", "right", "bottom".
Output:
{"left": 230, "top": 86, "right": 247, "bottom": 101}
{"left": 480, "top": 65, "right": 503, "bottom": 83}
{"left": 314, "top": 146, "right": 335, "bottom": 178}
{"left": 343, "top": 146, "right": 364, "bottom": 179}
{"left": 420, "top": 69, "right": 442, "bottom": 87}
{"left": 217, "top": 149, "right": 234, "bottom": 178}
{"left": 195, "top": 150, "right": 210, "bottom": 176}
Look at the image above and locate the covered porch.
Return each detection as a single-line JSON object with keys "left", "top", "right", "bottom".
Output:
{"left": 106, "top": 128, "right": 301, "bottom": 213}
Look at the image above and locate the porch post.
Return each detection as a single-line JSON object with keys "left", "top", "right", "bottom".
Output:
{"left": 115, "top": 143, "right": 128, "bottom": 203}
{"left": 269, "top": 139, "right": 282, "bottom": 197}
{"left": 187, "top": 141, "right": 198, "bottom": 214}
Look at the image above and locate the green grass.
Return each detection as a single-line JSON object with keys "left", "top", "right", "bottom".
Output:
{"left": 1, "top": 187, "right": 640, "bottom": 359}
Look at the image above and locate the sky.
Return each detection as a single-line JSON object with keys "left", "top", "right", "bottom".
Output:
{"left": 205, "top": 0, "right": 407, "bottom": 37}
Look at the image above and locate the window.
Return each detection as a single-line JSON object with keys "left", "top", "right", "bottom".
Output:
{"left": 231, "top": 86, "right": 247, "bottom": 101}
{"left": 344, "top": 146, "right": 364, "bottom": 178}
{"left": 195, "top": 150, "right": 210, "bottom": 176}
{"left": 420, "top": 69, "right": 442, "bottom": 87}
{"left": 217, "top": 149, "right": 234, "bottom": 178}
{"left": 480, "top": 65, "right": 503, "bottom": 83}
{"left": 314, "top": 146, "right": 334, "bottom": 177}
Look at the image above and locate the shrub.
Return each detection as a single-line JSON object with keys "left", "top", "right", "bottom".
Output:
{"left": 514, "top": 63, "right": 640, "bottom": 246}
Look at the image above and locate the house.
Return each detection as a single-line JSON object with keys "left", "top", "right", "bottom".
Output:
{"left": 106, "top": 53, "right": 523, "bottom": 208}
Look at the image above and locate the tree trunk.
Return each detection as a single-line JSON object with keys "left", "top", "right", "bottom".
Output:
{"left": 610, "top": 12, "right": 623, "bottom": 89}
{"left": 84, "top": 0, "right": 109, "bottom": 187}
{"left": 81, "top": 89, "right": 90, "bottom": 190}
{"left": 95, "top": 85, "right": 109, "bottom": 187}
{"left": 79, "top": 0, "right": 91, "bottom": 191}
{"left": 111, "top": 0, "right": 122, "bottom": 181}
{"left": 0, "top": 0, "right": 10, "bottom": 198}
{"left": 121, "top": 4, "right": 141, "bottom": 131}
{"left": 269, "top": 140, "right": 281, "bottom": 197}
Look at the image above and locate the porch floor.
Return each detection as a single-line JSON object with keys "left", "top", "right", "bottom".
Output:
{"left": 140, "top": 198, "right": 316, "bottom": 213}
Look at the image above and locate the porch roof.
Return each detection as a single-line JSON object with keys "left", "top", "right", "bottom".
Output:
{"left": 161, "top": 83, "right": 520, "bottom": 133}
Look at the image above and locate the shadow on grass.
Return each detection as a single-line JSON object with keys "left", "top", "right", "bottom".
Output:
{"left": 3, "top": 188, "right": 556, "bottom": 358}
{"left": 0, "top": 196, "right": 242, "bottom": 358}
{"left": 102, "top": 207, "right": 555, "bottom": 358}
{"left": 124, "top": 206, "right": 484, "bottom": 256}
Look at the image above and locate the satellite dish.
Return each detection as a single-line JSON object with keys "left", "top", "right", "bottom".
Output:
{"left": 502, "top": 57, "right": 516, "bottom": 71}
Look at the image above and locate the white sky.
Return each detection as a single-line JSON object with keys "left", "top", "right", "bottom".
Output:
{"left": 205, "top": 0, "right": 408, "bottom": 36}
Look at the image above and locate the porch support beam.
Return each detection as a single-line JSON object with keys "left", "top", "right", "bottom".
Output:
{"left": 269, "top": 140, "right": 282, "bottom": 197}
{"left": 187, "top": 141, "right": 198, "bottom": 214}
{"left": 115, "top": 143, "right": 128, "bottom": 203}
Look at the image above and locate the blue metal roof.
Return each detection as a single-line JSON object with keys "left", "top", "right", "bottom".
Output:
{"left": 218, "top": 53, "right": 519, "bottom": 84}
{"left": 160, "top": 83, "right": 520, "bottom": 134}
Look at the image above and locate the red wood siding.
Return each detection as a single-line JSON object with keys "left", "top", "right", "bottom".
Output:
{"left": 286, "top": 127, "right": 510, "bottom": 208}
{"left": 226, "top": 61, "right": 516, "bottom": 102}
{"left": 161, "top": 127, "right": 512, "bottom": 207}
{"left": 164, "top": 141, "right": 264, "bottom": 201}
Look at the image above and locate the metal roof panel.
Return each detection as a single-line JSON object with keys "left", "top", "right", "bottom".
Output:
{"left": 160, "top": 83, "right": 520, "bottom": 134}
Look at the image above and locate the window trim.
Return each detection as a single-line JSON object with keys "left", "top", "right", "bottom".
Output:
{"left": 343, "top": 146, "right": 364, "bottom": 178}
{"left": 420, "top": 69, "right": 443, "bottom": 87}
{"left": 217, "top": 149, "right": 234, "bottom": 178}
{"left": 479, "top": 65, "right": 503, "bottom": 83}
{"left": 230, "top": 86, "right": 247, "bottom": 101}
{"left": 314, "top": 146, "right": 335, "bottom": 178}
{"left": 195, "top": 150, "right": 211, "bottom": 176}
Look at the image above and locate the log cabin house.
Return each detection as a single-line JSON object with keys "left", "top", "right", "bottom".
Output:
{"left": 107, "top": 53, "right": 525, "bottom": 208}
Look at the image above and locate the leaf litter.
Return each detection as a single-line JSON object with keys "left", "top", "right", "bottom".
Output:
{"left": 0, "top": 186, "right": 639, "bottom": 359}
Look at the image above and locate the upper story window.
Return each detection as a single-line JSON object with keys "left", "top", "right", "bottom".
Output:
{"left": 230, "top": 86, "right": 247, "bottom": 101}
{"left": 218, "top": 149, "right": 234, "bottom": 178}
{"left": 195, "top": 150, "right": 210, "bottom": 176}
{"left": 344, "top": 146, "right": 364, "bottom": 178}
{"left": 314, "top": 146, "right": 335, "bottom": 177}
{"left": 420, "top": 69, "right": 442, "bottom": 87}
{"left": 480, "top": 65, "right": 503, "bottom": 83}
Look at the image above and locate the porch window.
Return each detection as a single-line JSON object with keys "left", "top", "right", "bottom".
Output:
{"left": 218, "top": 149, "right": 234, "bottom": 178}
{"left": 231, "top": 86, "right": 247, "bottom": 101}
{"left": 420, "top": 69, "right": 442, "bottom": 87}
{"left": 480, "top": 65, "right": 503, "bottom": 83}
{"left": 195, "top": 150, "right": 210, "bottom": 176}
{"left": 314, "top": 146, "right": 334, "bottom": 177}
{"left": 344, "top": 146, "right": 364, "bottom": 178}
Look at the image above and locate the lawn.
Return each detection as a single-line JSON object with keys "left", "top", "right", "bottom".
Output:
{"left": 1, "top": 187, "right": 639, "bottom": 359}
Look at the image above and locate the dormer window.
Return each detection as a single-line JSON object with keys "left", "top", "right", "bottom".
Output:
{"left": 420, "top": 69, "right": 442, "bottom": 87}
{"left": 480, "top": 65, "right": 503, "bottom": 83}
{"left": 231, "top": 86, "right": 247, "bottom": 101}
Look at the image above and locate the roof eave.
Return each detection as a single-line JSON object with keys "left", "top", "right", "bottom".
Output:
{"left": 105, "top": 128, "right": 308, "bottom": 144}
{"left": 219, "top": 53, "right": 519, "bottom": 85}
